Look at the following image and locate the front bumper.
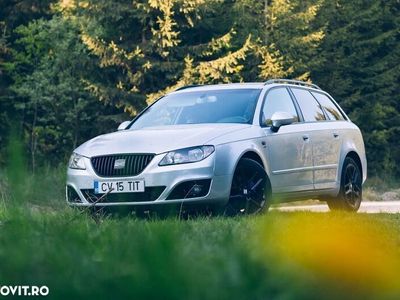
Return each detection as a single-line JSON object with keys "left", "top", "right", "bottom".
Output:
{"left": 66, "top": 152, "right": 231, "bottom": 207}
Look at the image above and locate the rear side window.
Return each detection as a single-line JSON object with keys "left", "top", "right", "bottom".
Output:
{"left": 291, "top": 88, "right": 326, "bottom": 122}
{"left": 261, "top": 88, "right": 299, "bottom": 126}
{"left": 311, "top": 92, "right": 345, "bottom": 120}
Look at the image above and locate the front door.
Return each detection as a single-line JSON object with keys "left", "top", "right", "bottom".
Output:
{"left": 261, "top": 87, "right": 314, "bottom": 193}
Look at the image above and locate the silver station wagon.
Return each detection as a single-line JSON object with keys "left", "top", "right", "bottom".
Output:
{"left": 66, "top": 79, "right": 367, "bottom": 215}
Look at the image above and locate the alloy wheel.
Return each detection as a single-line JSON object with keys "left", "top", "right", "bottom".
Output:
{"left": 225, "top": 158, "right": 268, "bottom": 216}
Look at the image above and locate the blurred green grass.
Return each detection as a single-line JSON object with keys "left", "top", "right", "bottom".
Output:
{"left": 1, "top": 169, "right": 400, "bottom": 299}
{"left": 1, "top": 156, "right": 400, "bottom": 299}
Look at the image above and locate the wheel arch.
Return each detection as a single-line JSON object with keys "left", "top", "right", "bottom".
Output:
{"left": 240, "top": 151, "right": 265, "bottom": 169}
{"left": 328, "top": 150, "right": 364, "bottom": 212}
{"left": 344, "top": 151, "right": 363, "bottom": 180}
{"left": 235, "top": 150, "right": 272, "bottom": 194}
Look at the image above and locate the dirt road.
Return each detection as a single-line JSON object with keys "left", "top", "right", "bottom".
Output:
{"left": 272, "top": 201, "right": 400, "bottom": 213}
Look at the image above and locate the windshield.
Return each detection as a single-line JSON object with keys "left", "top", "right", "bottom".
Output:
{"left": 129, "top": 89, "right": 261, "bottom": 130}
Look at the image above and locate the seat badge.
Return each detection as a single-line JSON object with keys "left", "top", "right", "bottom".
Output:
{"left": 114, "top": 159, "right": 126, "bottom": 169}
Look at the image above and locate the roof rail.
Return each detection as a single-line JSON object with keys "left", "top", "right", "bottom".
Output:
{"left": 264, "top": 79, "right": 321, "bottom": 90}
{"left": 175, "top": 84, "right": 201, "bottom": 91}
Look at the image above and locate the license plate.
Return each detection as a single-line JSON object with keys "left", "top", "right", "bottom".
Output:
{"left": 94, "top": 180, "right": 145, "bottom": 194}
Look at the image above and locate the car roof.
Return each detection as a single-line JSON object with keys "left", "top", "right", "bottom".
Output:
{"left": 171, "top": 83, "right": 265, "bottom": 94}
{"left": 171, "top": 81, "right": 323, "bottom": 94}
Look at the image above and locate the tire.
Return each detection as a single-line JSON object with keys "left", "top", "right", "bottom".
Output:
{"left": 223, "top": 158, "right": 270, "bottom": 216}
{"left": 327, "top": 157, "right": 362, "bottom": 212}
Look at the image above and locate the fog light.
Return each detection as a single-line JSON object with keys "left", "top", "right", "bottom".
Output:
{"left": 192, "top": 185, "right": 202, "bottom": 194}
{"left": 166, "top": 179, "right": 211, "bottom": 200}
{"left": 186, "top": 184, "right": 203, "bottom": 198}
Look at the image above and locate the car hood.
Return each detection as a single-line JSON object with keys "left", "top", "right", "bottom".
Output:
{"left": 75, "top": 123, "right": 251, "bottom": 157}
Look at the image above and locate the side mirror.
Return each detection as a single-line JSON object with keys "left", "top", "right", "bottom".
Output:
{"left": 270, "top": 111, "right": 295, "bottom": 132}
{"left": 117, "top": 121, "right": 131, "bottom": 131}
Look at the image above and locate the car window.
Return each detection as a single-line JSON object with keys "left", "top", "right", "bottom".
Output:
{"left": 311, "top": 92, "right": 345, "bottom": 120}
{"left": 129, "top": 89, "right": 261, "bottom": 129}
{"left": 291, "top": 88, "right": 326, "bottom": 122}
{"left": 261, "top": 88, "right": 299, "bottom": 126}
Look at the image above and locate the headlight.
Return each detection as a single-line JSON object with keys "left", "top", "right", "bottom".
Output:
{"left": 68, "top": 153, "right": 86, "bottom": 170}
{"left": 159, "top": 146, "right": 215, "bottom": 166}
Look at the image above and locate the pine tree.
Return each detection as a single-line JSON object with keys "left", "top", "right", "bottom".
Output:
{"left": 260, "top": 0, "right": 325, "bottom": 80}
{"left": 8, "top": 17, "right": 125, "bottom": 169}
{"left": 58, "top": 0, "right": 325, "bottom": 112}
{"left": 314, "top": 0, "right": 400, "bottom": 177}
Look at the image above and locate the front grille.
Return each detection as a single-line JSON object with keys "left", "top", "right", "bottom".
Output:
{"left": 81, "top": 187, "right": 166, "bottom": 203}
{"left": 91, "top": 154, "right": 154, "bottom": 177}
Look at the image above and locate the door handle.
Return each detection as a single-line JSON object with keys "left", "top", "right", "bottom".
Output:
{"left": 333, "top": 132, "right": 339, "bottom": 138}
{"left": 302, "top": 135, "right": 309, "bottom": 141}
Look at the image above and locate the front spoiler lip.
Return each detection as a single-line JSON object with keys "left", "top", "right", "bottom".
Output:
{"left": 67, "top": 179, "right": 213, "bottom": 206}
{"left": 66, "top": 196, "right": 215, "bottom": 207}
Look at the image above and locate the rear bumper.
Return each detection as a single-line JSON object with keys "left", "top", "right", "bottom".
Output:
{"left": 66, "top": 152, "right": 231, "bottom": 207}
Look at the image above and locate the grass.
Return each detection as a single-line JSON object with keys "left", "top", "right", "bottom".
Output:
{"left": 1, "top": 166, "right": 400, "bottom": 299}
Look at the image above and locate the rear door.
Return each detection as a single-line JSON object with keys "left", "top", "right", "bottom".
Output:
{"left": 290, "top": 88, "right": 340, "bottom": 189}
{"left": 311, "top": 91, "right": 346, "bottom": 188}
{"left": 262, "top": 87, "right": 314, "bottom": 193}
